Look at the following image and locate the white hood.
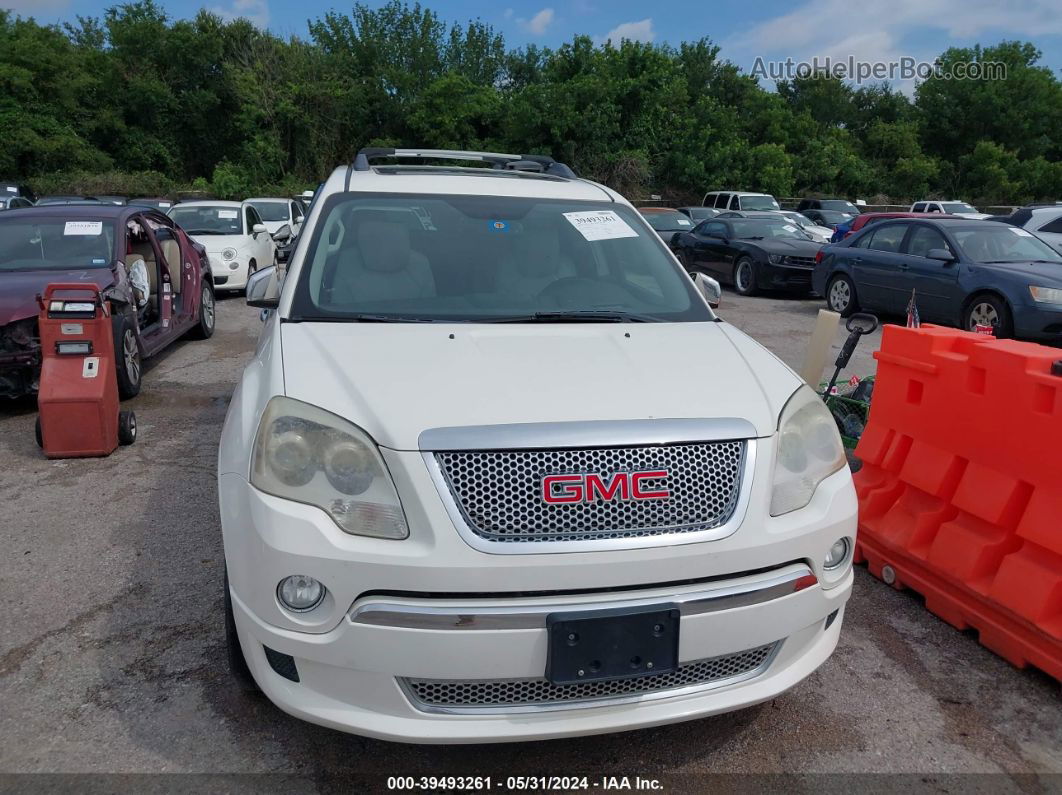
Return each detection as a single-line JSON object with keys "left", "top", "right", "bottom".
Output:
{"left": 279, "top": 321, "right": 799, "bottom": 450}
{"left": 188, "top": 233, "right": 249, "bottom": 253}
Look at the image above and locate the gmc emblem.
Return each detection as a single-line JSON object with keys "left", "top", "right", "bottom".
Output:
{"left": 542, "top": 471, "right": 670, "bottom": 504}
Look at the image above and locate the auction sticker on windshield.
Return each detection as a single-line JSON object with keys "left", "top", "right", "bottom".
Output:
{"left": 564, "top": 210, "right": 638, "bottom": 242}
{"left": 218, "top": 210, "right": 239, "bottom": 219}
{"left": 64, "top": 221, "right": 103, "bottom": 236}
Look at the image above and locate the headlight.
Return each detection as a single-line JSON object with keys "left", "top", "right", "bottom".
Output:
{"left": 1029, "top": 285, "right": 1062, "bottom": 305}
{"left": 771, "top": 386, "right": 846, "bottom": 516}
{"left": 251, "top": 396, "right": 409, "bottom": 539}
{"left": 768, "top": 253, "right": 784, "bottom": 264}
{"left": 222, "top": 247, "right": 237, "bottom": 261}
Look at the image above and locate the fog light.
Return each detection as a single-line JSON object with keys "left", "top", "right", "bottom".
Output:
{"left": 278, "top": 575, "right": 325, "bottom": 612}
{"left": 824, "top": 538, "right": 850, "bottom": 570}
{"left": 228, "top": 261, "right": 239, "bottom": 270}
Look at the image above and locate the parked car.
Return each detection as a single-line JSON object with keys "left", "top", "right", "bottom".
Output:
{"left": 772, "top": 210, "right": 833, "bottom": 244}
{"left": 986, "top": 206, "right": 1062, "bottom": 255}
{"left": 800, "top": 208, "right": 857, "bottom": 230}
{"left": 217, "top": 146, "right": 856, "bottom": 743}
{"left": 1, "top": 183, "right": 36, "bottom": 203}
{"left": 95, "top": 195, "right": 128, "bottom": 206}
{"left": 35, "top": 196, "right": 99, "bottom": 205}
{"left": 167, "top": 200, "right": 277, "bottom": 293}
{"left": 832, "top": 211, "right": 955, "bottom": 242}
{"left": 676, "top": 206, "right": 721, "bottom": 222}
{"left": 247, "top": 197, "right": 306, "bottom": 238}
{"left": 909, "top": 200, "right": 990, "bottom": 219}
{"left": 796, "top": 198, "right": 861, "bottom": 217}
{"left": 0, "top": 196, "right": 35, "bottom": 211}
{"left": 813, "top": 217, "right": 1062, "bottom": 340}
{"left": 0, "top": 205, "right": 215, "bottom": 400}
{"left": 672, "top": 214, "right": 822, "bottom": 295}
{"left": 701, "top": 191, "right": 780, "bottom": 211}
{"left": 637, "top": 207, "right": 694, "bottom": 245}
{"left": 128, "top": 198, "right": 175, "bottom": 211}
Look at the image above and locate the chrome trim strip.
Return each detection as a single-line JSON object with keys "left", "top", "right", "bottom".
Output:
{"left": 397, "top": 641, "right": 783, "bottom": 715}
{"left": 423, "top": 438, "right": 757, "bottom": 555}
{"left": 349, "top": 564, "right": 814, "bottom": 630}
{"left": 418, "top": 418, "right": 760, "bottom": 452}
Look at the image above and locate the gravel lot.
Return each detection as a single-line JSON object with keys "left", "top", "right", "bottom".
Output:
{"left": 1, "top": 290, "right": 1059, "bottom": 791}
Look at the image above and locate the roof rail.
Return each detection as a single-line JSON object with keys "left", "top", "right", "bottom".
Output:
{"left": 352, "top": 148, "right": 577, "bottom": 178}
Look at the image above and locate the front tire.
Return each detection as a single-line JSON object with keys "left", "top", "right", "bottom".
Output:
{"left": 826, "top": 274, "right": 859, "bottom": 317}
{"left": 113, "top": 316, "right": 142, "bottom": 399}
{"left": 963, "top": 293, "right": 1013, "bottom": 338}
{"left": 190, "top": 283, "right": 216, "bottom": 340}
{"left": 733, "top": 257, "right": 759, "bottom": 296}
{"left": 117, "top": 411, "right": 137, "bottom": 445}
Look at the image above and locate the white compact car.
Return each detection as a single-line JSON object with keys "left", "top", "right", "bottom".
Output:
{"left": 247, "top": 197, "right": 306, "bottom": 238}
{"left": 218, "top": 148, "right": 857, "bottom": 743}
{"left": 169, "top": 200, "right": 276, "bottom": 292}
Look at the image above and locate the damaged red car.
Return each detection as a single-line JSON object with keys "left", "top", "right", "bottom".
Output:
{"left": 0, "top": 205, "right": 215, "bottom": 400}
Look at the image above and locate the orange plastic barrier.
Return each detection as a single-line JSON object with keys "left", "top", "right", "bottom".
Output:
{"left": 853, "top": 324, "right": 1062, "bottom": 681}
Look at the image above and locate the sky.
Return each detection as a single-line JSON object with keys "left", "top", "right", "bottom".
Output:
{"left": 8, "top": 0, "right": 1062, "bottom": 88}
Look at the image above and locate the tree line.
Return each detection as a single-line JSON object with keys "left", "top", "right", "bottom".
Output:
{"left": 2, "top": 0, "right": 1060, "bottom": 204}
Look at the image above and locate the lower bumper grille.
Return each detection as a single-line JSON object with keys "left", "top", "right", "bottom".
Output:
{"left": 400, "top": 642, "right": 779, "bottom": 713}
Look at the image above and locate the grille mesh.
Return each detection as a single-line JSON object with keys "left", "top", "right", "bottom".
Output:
{"left": 402, "top": 643, "right": 777, "bottom": 710}
{"left": 435, "top": 441, "right": 745, "bottom": 543}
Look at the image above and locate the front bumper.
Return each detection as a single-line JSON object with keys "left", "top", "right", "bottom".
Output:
{"left": 1014, "top": 301, "right": 1062, "bottom": 342}
{"left": 757, "top": 261, "right": 815, "bottom": 291}
{"left": 208, "top": 255, "right": 250, "bottom": 290}
{"left": 230, "top": 566, "right": 852, "bottom": 743}
{"left": 220, "top": 439, "right": 857, "bottom": 742}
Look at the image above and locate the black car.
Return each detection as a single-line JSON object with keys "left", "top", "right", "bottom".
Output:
{"left": 801, "top": 208, "right": 858, "bottom": 229}
{"left": 1, "top": 183, "right": 36, "bottom": 203}
{"left": 638, "top": 208, "right": 696, "bottom": 246}
{"left": 128, "top": 198, "right": 176, "bottom": 211}
{"left": 671, "top": 216, "right": 823, "bottom": 295}
{"left": 797, "top": 198, "right": 862, "bottom": 215}
{"left": 676, "top": 206, "right": 721, "bottom": 223}
{"left": 813, "top": 217, "right": 1062, "bottom": 341}
{"left": 0, "top": 196, "right": 35, "bottom": 211}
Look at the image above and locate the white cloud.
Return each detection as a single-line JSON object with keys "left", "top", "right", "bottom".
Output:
{"left": 727, "top": 0, "right": 1062, "bottom": 89}
{"left": 210, "top": 0, "right": 270, "bottom": 28}
{"left": 601, "top": 18, "right": 656, "bottom": 46}
{"left": 517, "top": 8, "right": 554, "bottom": 36}
{"left": 503, "top": 8, "right": 514, "bottom": 20}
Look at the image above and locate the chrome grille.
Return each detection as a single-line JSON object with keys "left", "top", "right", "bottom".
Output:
{"left": 435, "top": 441, "right": 745, "bottom": 543}
{"left": 402, "top": 643, "right": 777, "bottom": 712}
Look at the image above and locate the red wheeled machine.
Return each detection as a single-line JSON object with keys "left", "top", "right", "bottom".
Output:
{"left": 35, "top": 283, "right": 136, "bottom": 458}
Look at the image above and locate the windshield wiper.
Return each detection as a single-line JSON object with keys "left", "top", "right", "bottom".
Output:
{"left": 290, "top": 313, "right": 440, "bottom": 323}
{"left": 485, "top": 310, "right": 661, "bottom": 323}
{"left": 186, "top": 229, "right": 224, "bottom": 235}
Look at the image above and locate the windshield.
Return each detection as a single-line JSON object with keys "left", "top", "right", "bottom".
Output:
{"left": 684, "top": 208, "right": 717, "bottom": 220}
{"left": 941, "top": 202, "right": 978, "bottom": 214}
{"left": 730, "top": 219, "right": 809, "bottom": 240}
{"left": 0, "top": 218, "right": 115, "bottom": 271}
{"left": 782, "top": 212, "right": 813, "bottom": 228}
{"left": 953, "top": 226, "right": 1062, "bottom": 263}
{"left": 248, "top": 201, "right": 290, "bottom": 222}
{"left": 820, "top": 200, "right": 860, "bottom": 214}
{"left": 169, "top": 205, "right": 244, "bottom": 235}
{"left": 816, "top": 210, "right": 854, "bottom": 223}
{"left": 739, "top": 195, "right": 779, "bottom": 211}
{"left": 640, "top": 211, "right": 693, "bottom": 232}
{"left": 290, "top": 196, "right": 710, "bottom": 322}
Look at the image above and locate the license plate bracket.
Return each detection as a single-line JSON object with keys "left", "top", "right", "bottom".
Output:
{"left": 546, "top": 605, "right": 679, "bottom": 685}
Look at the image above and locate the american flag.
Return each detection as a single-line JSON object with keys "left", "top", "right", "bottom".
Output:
{"left": 906, "top": 289, "right": 920, "bottom": 328}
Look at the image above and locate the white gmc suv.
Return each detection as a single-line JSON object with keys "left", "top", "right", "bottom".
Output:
{"left": 217, "top": 148, "right": 857, "bottom": 743}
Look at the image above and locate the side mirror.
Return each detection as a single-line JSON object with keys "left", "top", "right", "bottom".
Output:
{"left": 927, "top": 248, "right": 954, "bottom": 262}
{"left": 694, "top": 273, "right": 722, "bottom": 308}
{"left": 294, "top": 215, "right": 304, "bottom": 224}
{"left": 246, "top": 264, "right": 280, "bottom": 308}
{"left": 252, "top": 223, "right": 267, "bottom": 234}
{"left": 272, "top": 224, "right": 292, "bottom": 241}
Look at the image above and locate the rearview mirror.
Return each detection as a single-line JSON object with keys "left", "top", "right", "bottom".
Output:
{"left": 246, "top": 264, "right": 280, "bottom": 308}
{"left": 927, "top": 248, "right": 954, "bottom": 262}
{"left": 694, "top": 273, "right": 722, "bottom": 309}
